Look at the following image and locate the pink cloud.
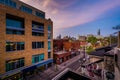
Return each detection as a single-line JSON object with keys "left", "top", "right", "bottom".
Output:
{"left": 20, "top": 0, "right": 120, "bottom": 37}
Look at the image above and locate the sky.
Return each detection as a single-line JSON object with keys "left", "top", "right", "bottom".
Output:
{"left": 20, "top": 0, "right": 120, "bottom": 38}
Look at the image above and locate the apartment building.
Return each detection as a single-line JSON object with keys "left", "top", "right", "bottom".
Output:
{"left": 0, "top": 0, "right": 53, "bottom": 79}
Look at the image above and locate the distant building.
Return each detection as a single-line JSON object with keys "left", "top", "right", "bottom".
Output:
{"left": 63, "top": 36, "right": 69, "bottom": 39}
{"left": 87, "top": 34, "right": 94, "bottom": 37}
{"left": 78, "top": 35, "right": 86, "bottom": 41}
{"left": 97, "top": 29, "right": 101, "bottom": 36}
{"left": 95, "top": 35, "right": 104, "bottom": 39}
{"left": 56, "top": 34, "right": 62, "bottom": 39}
{"left": 87, "top": 33, "right": 104, "bottom": 40}
{"left": 63, "top": 36, "right": 76, "bottom": 41}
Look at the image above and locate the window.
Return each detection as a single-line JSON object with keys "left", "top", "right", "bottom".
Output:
{"left": 17, "top": 42, "right": 24, "bottom": 50}
{"left": 48, "top": 41, "right": 51, "bottom": 50}
{"left": 35, "top": 11, "right": 45, "bottom": 19}
{"left": 6, "top": 58, "right": 24, "bottom": 72}
{"left": 41, "top": 42, "right": 44, "bottom": 48}
{"left": 6, "top": 42, "right": 25, "bottom": 51}
{"left": 32, "top": 42, "right": 44, "bottom": 49}
{"left": 0, "top": 0, "right": 4, "bottom": 4}
{"left": 20, "top": 5, "right": 32, "bottom": 14}
{"left": 48, "top": 25, "right": 51, "bottom": 31}
{"left": 6, "top": 14, "right": 24, "bottom": 35}
{"left": 32, "top": 21, "right": 44, "bottom": 36}
{"left": 48, "top": 33, "right": 51, "bottom": 39}
{"left": 32, "top": 42, "right": 36, "bottom": 49}
{"left": 0, "top": 0, "right": 16, "bottom": 8}
{"left": 32, "top": 53, "right": 44, "bottom": 63}
{"left": 48, "top": 25, "right": 51, "bottom": 39}
{"left": 6, "top": 18, "right": 24, "bottom": 28}
{"left": 48, "top": 52, "right": 51, "bottom": 58}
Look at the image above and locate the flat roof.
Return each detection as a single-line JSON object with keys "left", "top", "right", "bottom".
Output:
{"left": 54, "top": 51, "right": 67, "bottom": 55}
{"left": 17, "top": 0, "right": 45, "bottom": 14}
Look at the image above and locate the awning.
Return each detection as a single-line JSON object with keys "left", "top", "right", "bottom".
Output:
{"left": 36, "top": 58, "right": 53, "bottom": 67}
{"left": 0, "top": 59, "right": 53, "bottom": 78}
{"left": 22, "top": 65, "right": 37, "bottom": 73}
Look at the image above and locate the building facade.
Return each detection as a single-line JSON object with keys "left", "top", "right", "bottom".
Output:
{"left": 54, "top": 51, "right": 71, "bottom": 64}
{"left": 0, "top": 0, "right": 53, "bottom": 79}
{"left": 78, "top": 35, "right": 86, "bottom": 41}
{"left": 53, "top": 39, "right": 69, "bottom": 52}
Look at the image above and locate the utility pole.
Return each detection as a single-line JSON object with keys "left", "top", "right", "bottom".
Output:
{"left": 118, "top": 31, "right": 120, "bottom": 48}
{"left": 110, "top": 34, "right": 112, "bottom": 46}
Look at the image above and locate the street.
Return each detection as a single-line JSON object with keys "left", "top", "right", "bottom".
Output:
{"left": 28, "top": 53, "right": 83, "bottom": 80}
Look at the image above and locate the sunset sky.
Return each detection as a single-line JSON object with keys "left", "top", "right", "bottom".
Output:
{"left": 20, "top": 0, "right": 120, "bottom": 38}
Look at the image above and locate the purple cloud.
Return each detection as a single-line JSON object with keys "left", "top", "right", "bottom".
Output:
{"left": 20, "top": 0, "right": 120, "bottom": 37}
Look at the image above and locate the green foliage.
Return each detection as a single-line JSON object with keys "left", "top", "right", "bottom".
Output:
{"left": 80, "top": 45, "right": 83, "bottom": 49}
{"left": 112, "top": 24, "right": 120, "bottom": 30}
{"left": 111, "top": 36, "right": 118, "bottom": 44}
{"left": 87, "top": 36, "right": 97, "bottom": 45}
{"left": 86, "top": 46, "right": 95, "bottom": 54}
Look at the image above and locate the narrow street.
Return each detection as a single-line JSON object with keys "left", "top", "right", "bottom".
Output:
{"left": 28, "top": 53, "right": 83, "bottom": 80}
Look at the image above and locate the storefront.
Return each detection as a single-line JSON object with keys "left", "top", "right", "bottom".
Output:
{"left": 21, "top": 65, "right": 37, "bottom": 79}
{"left": 0, "top": 59, "right": 53, "bottom": 80}
{"left": 71, "top": 52, "right": 76, "bottom": 58}
{"left": 36, "top": 58, "right": 53, "bottom": 70}
{"left": 0, "top": 66, "right": 25, "bottom": 80}
{"left": 1, "top": 73, "right": 21, "bottom": 80}
{"left": 54, "top": 51, "right": 71, "bottom": 64}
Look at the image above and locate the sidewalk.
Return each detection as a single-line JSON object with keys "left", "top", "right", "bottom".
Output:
{"left": 60, "top": 53, "right": 81, "bottom": 67}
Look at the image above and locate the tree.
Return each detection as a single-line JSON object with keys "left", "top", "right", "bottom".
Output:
{"left": 87, "top": 36, "right": 97, "bottom": 45}
{"left": 86, "top": 46, "right": 95, "bottom": 54}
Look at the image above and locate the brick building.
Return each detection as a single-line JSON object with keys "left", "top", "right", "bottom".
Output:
{"left": 53, "top": 39, "right": 69, "bottom": 51}
{"left": 63, "top": 40, "right": 86, "bottom": 51}
{"left": 0, "top": 0, "right": 53, "bottom": 79}
{"left": 53, "top": 40, "right": 86, "bottom": 64}
{"left": 63, "top": 41, "right": 72, "bottom": 51}
{"left": 54, "top": 51, "right": 71, "bottom": 64}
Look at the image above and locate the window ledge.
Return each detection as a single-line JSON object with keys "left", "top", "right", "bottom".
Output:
{"left": 6, "top": 50, "right": 25, "bottom": 53}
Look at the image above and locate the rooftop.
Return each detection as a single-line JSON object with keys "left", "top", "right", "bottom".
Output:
{"left": 82, "top": 56, "right": 103, "bottom": 67}
{"left": 52, "top": 68, "right": 91, "bottom": 80}
{"left": 54, "top": 51, "right": 67, "bottom": 55}
{"left": 0, "top": 0, "right": 46, "bottom": 19}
